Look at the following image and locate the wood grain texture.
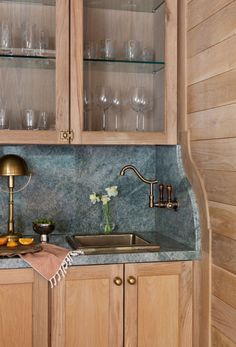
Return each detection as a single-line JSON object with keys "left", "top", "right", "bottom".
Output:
{"left": 189, "top": 104, "right": 236, "bottom": 141}
{"left": 201, "top": 170, "right": 236, "bottom": 206}
{"left": 188, "top": 1, "right": 236, "bottom": 57}
{"left": 124, "top": 262, "right": 192, "bottom": 347}
{"left": 191, "top": 138, "right": 236, "bottom": 171}
{"left": 188, "top": 0, "right": 234, "bottom": 30}
{"left": 209, "top": 201, "right": 236, "bottom": 240}
{"left": 212, "top": 327, "right": 236, "bottom": 347}
{"left": 212, "top": 233, "right": 236, "bottom": 274}
{"left": 188, "top": 35, "right": 236, "bottom": 85}
{"left": 188, "top": 69, "right": 236, "bottom": 114}
{"left": 212, "top": 265, "right": 236, "bottom": 310}
{"left": 212, "top": 296, "right": 236, "bottom": 343}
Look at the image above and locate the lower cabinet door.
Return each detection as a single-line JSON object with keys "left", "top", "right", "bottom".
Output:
{"left": 124, "top": 262, "right": 192, "bottom": 347}
{"left": 0, "top": 269, "right": 49, "bottom": 347}
{"left": 51, "top": 264, "right": 123, "bottom": 347}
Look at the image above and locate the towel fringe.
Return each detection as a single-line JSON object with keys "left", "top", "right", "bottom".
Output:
{"left": 49, "top": 253, "right": 75, "bottom": 288}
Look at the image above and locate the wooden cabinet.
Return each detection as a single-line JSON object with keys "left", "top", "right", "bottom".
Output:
{"left": 51, "top": 261, "right": 192, "bottom": 347}
{"left": 0, "top": 269, "right": 49, "bottom": 347}
{"left": 0, "top": 0, "right": 177, "bottom": 145}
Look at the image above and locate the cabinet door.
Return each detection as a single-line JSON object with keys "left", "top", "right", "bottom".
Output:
{"left": 71, "top": 0, "right": 177, "bottom": 145}
{"left": 0, "top": 0, "right": 69, "bottom": 144}
{"left": 125, "top": 262, "right": 192, "bottom": 347}
{"left": 0, "top": 269, "right": 49, "bottom": 347}
{"left": 51, "top": 264, "right": 123, "bottom": 347}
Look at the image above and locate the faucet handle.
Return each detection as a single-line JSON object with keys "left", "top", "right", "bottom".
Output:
{"left": 166, "top": 184, "right": 172, "bottom": 202}
{"left": 159, "top": 184, "right": 164, "bottom": 202}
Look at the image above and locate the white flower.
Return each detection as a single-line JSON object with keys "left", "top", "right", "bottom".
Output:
{"left": 89, "top": 193, "right": 100, "bottom": 204}
{"left": 105, "top": 186, "right": 118, "bottom": 198}
{"left": 101, "top": 195, "right": 111, "bottom": 205}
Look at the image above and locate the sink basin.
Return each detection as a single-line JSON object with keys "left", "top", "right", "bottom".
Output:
{"left": 66, "top": 233, "right": 160, "bottom": 254}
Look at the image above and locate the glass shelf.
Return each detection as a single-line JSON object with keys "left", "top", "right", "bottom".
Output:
{"left": 0, "top": 48, "right": 56, "bottom": 60}
{"left": 0, "top": 0, "right": 55, "bottom": 6}
{"left": 0, "top": 56, "right": 55, "bottom": 69}
{"left": 84, "top": 58, "right": 164, "bottom": 74}
{"left": 84, "top": 0, "right": 164, "bottom": 13}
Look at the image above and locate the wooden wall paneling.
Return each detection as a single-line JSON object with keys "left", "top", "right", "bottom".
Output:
{"left": 188, "top": 70, "right": 236, "bottom": 114}
{"left": 189, "top": 104, "right": 236, "bottom": 141}
{"left": 212, "top": 326, "right": 236, "bottom": 347}
{"left": 212, "top": 265, "right": 236, "bottom": 310}
{"left": 212, "top": 296, "right": 236, "bottom": 344}
{"left": 191, "top": 138, "right": 236, "bottom": 171}
{"left": 187, "top": 1, "right": 236, "bottom": 57}
{"left": 188, "top": 0, "right": 234, "bottom": 30}
{"left": 209, "top": 201, "right": 236, "bottom": 240}
{"left": 188, "top": 34, "right": 236, "bottom": 85}
{"left": 212, "top": 233, "right": 236, "bottom": 274}
{"left": 201, "top": 170, "right": 236, "bottom": 206}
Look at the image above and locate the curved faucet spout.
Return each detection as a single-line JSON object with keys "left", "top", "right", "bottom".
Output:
{"left": 120, "top": 165, "right": 158, "bottom": 185}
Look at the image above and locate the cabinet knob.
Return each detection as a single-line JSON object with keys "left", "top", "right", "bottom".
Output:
{"left": 127, "top": 276, "right": 136, "bottom": 285}
{"left": 113, "top": 277, "right": 123, "bottom": 286}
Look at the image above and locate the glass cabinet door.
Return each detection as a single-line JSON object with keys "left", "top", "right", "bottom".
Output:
{"left": 74, "top": 0, "right": 177, "bottom": 145}
{"left": 0, "top": 0, "right": 69, "bottom": 144}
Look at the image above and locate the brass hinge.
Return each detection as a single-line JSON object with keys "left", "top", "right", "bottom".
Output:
{"left": 60, "top": 130, "right": 74, "bottom": 142}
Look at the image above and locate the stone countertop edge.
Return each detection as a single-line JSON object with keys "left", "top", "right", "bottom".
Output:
{"left": 0, "top": 233, "right": 201, "bottom": 269}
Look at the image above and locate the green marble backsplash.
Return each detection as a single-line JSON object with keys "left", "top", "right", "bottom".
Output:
{"left": 0, "top": 145, "right": 200, "bottom": 250}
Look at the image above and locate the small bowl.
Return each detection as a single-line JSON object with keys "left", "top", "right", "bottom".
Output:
{"left": 33, "top": 223, "right": 55, "bottom": 242}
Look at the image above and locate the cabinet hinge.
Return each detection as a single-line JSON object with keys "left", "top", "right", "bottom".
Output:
{"left": 60, "top": 130, "right": 74, "bottom": 142}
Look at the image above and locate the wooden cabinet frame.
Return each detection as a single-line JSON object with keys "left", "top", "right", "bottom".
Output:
{"left": 70, "top": 0, "right": 177, "bottom": 145}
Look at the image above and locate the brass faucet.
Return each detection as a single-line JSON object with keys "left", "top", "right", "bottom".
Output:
{"left": 120, "top": 165, "right": 178, "bottom": 210}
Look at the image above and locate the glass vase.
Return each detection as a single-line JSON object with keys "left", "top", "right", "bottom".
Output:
{"left": 100, "top": 202, "right": 115, "bottom": 234}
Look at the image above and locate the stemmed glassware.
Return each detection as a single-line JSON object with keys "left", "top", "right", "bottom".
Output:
{"left": 111, "top": 91, "right": 123, "bottom": 131}
{"left": 95, "top": 86, "right": 112, "bottom": 131}
{"left": 84, "top": 89, "right": 93, "bottom": 130}
{"left": 130, "top": 87, "right": 153, "bottom": 131}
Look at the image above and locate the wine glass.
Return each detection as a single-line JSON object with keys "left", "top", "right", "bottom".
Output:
{"left": 95, "top": 86, "right": 112, "bottom": 131}
{"left": 111, "top": 91, "right": 123, "bottom": 131}
{"left": 84, "top": 89, "right": 93, "bottom": 130}
{"left": 130, "top": 87, "right": 153, "bottom": 131}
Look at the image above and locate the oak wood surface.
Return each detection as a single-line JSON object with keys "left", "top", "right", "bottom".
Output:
{"left": 212, "top": 233, "right": 236, "bottom": 274}
{"left": 212, "top": 265, "right": 236, "bottom": 310}
{"left": 209, "top": 201, "right": 236, "bottom": 240}
{"left": 188, "top": 1, "right": 236, "bottom": 58}
{"left": 189, "top": 104, "right": 236, "bottom": 141}
{"left": 212, "top": 327, "right": 236, "bottom": 347}
{"left": 212, "top": 296, "right": 236, "bottom": 343}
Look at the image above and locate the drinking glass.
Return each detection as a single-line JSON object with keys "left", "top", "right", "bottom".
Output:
{"left": 100, "top": 39, "right": 116, "bottom": 59}
{"left": 0, "top": 109, "right": 9, "bottom": 129}
{"left": 22, "top": 109, "right": 38, "bottom": 130}
{"left": 140, "top": 47, "right": 155, "bottom": 61}
{"left": 38, "top": 111, "right": 50, "bottom": 130}
{"left": 95, "top": 86, "right": 112, "bottom": 131}
{"left": 84, "top": 41, "right": 97, "bottom": 59}
{"left": 38, "top": 30, "right": 49, "bottom": 55}
{"left": 0, "top": 22, "right": 13, "bottom": 54}
{"left": 111, "top": 91, "right": 123, "bottom": 131}
{"left": 21, "top": 23, "right": 36, "bottom": 55}
{"left": 130, "top": 87, "right": 153, "bottom": 131}
{"left": 124, "top": 40, "right": 141, "bottom": 61}
{"left": 84, "top": 89, "right": 93, "bottom": 130}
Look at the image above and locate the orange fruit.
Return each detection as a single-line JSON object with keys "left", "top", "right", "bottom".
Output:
{"left": 18, "top": 238, "right": 34, "bottom": 246}
{"left": 0, "top": 237, "right": 8, "bottom": 246}
{"left": 7, "top": 240, "right": 18, "bottom": 248}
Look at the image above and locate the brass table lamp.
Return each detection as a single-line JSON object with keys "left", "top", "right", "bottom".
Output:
{"left": 0, "top": 154, "right": 29, "bottom": 241}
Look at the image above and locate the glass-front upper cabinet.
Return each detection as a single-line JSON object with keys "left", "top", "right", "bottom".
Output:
{"left": 0, "top": 0, "right": 69, "bottom": 144}
{"left": 71, "top": 0, "right": 177, "bottom": 145}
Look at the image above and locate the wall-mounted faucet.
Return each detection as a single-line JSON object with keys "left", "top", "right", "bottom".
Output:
{"left": 120, "top": 165, "right": 179, "bottom": 210}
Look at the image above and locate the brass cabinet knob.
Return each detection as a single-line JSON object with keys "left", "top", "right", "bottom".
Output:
{"left": 127, "top": 276, "right": 136, "bottom": 285}
{"left": 113, "top": 277, "right": 123, "bottom": 286}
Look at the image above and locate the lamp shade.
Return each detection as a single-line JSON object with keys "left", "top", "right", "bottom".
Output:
{"left": 0, "top": 154, "right": 29, "bottom": 176}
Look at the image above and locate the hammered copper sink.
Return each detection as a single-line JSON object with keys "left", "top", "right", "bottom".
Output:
{"left": 66, "top": 233, "right": 160, "bottom": 254}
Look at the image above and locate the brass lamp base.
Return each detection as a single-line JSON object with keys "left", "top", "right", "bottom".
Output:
{"left": 1, "top": 232, "right": 22, "bottom": 242}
